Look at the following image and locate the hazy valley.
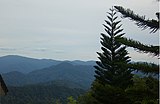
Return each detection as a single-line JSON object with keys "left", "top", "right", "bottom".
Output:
{"left": 0, "top": 55, "right": 96, "bottom": 104}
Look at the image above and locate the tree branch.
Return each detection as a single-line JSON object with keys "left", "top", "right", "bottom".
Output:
{"left": 128, "top": 62, "right": 159, "bottom": 74}
{"left": 114, "top": 6, "right": 159, "bottom": 33}
{"left": 116, "top": 37, "right": 159, "bottom": 56}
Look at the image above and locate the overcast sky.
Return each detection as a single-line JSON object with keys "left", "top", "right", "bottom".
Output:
{"left": 0, "top": 0, "right": 159, "bottom": 63}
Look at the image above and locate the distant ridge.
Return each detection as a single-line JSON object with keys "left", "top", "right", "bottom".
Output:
{"left": 0, "top": 55, "right": 61, "bottom": 73}
{"left": 2, "top": 61, "right": 95, "bottom": 89}
{"left": 0, "top": 55, "right": 96, "bottom": 89}
{"left": 0, "top": 55, "right": 96, "bottom": 73}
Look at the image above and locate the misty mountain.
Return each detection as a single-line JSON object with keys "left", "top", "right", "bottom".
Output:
{"left": 0, "top": 55, "right": 61, "bottom": 73}
{"left": 67, "top": 60, "right": 96, "bottom": 66}
{"left": 28, "top": 62, "right": 95, "bottom": 88}
{"left": 0, "top": 55, "right": 95, "bottom": 73}
{"left": 2, "top": 62, "right": 95, "bottom": 89}
{"left": 2, "top": 71, "right": 27, "bottom": 86}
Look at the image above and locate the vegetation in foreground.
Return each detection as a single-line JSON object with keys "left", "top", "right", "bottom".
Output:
{"left": 1, "top": 83, "right": 85, "bottom": 104}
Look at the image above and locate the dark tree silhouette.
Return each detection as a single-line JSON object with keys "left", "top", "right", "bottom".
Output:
{"left": 114, "top": 6, "right": 159, "bottom": 33}
{"left": 91, "top": 8, "right": 133, "bottom": 104}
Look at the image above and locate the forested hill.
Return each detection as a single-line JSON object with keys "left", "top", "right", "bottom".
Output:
{"left": 0, "top": 55, "right": 95, "bottom": 104}
{"left": 0, "top": 55, "right": 61, "bottom": 73}
{"left": 1, "top": 83, "right": 85, "bottom": 104}
{"left": 2, "top": 59, "right": 95, "bottom": 89}
{"left": 0, "top": 55, "right": 95, "bottom": 73}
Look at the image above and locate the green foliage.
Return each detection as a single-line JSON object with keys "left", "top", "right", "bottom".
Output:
{"left": 67, "top": 96, "right": 77, "bottom": 104}
{"left": 1, "top": 84, "right": 85, "bottom": 104}
{"left": 49, "top": 98, "right": 62, "bottom": 104}
{"left": 77, "top": 91, "right": 98, "bottom": 104}
{"left": 126, "top": 76, "right": 159, "bottom": 104}
{"left": 91, "top": 81, "right": 131, "bottom": 104}
{"left": 55, "top": 99, "right": 62, "bottom": 104}
{"left": 128, "top": 62, "right": 159, "bottom": 74}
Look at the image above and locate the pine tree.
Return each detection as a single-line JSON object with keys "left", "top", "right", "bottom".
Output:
{"left": 94, "top": 7, "right": 133, "bottom": 89}
{"left": 91, "top": 7, "right": 133, "bottom": 104}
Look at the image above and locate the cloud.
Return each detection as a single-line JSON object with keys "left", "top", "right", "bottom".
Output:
{"left": 0, "top": 0, "right": 158, "bottom": 61}
{"left": 32, "top": 48, "right": 47, "bottom": 52}
{"left": 54, "top": 50, "right": 65, "bottom": 54}
{"left": 0, "top": 47, "right": 17, "bottom": 51}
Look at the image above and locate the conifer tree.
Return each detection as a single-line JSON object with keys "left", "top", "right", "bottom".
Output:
{"left": 91, "top": 7, "right": 133, "bottom": 104}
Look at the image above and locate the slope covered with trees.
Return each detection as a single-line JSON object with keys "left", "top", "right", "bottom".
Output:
{"left": 1, "top": 84, "right": 85, "bottom": 104}
{"left": 2, "top": 62, "right": 95, "bottom": 89}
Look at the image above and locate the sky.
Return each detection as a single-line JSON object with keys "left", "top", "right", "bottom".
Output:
{"left": 0, "top": 0, "right": 159, "bottom": 63}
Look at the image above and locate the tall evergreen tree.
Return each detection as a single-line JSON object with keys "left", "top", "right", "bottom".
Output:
{"left": 94, "top": 7, "right": 133, "bottom": 89}
{"left": 91, "top": 8, "right": 133, "bottom": 104}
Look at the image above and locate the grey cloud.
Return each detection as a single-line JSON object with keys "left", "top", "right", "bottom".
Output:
{"left": 0, "top": 0, "right": 158, "bottom": 62}
{"left": 32, "top": 48, "right": 47, "bottom": 52}
{"left": 0, "top": 47, "right": 17, "bottom": 51}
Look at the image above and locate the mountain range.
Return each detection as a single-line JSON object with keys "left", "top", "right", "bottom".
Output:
{"left": 0, "top": 55, "right": 95, "bottom": 73}
{"left": 0, "top": 55, "right": 96, "bottom": 89}
{"left": 0, "top": 55, "right": 157, "bottom": 104}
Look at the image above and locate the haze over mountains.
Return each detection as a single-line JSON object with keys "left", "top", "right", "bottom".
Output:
{"left": 0, "top": 55, "right": 152, "bottom": 104}
{"left": 0, "top": 55, "right": 97, "bottom": 103}
{"left": 0, "top": 55, "right": 96, "bottom": 89}
{"left": 0, "top": 55, "right": 60, "bottom": 73}
{"left": 0, "top": 55, "right": 95, "bottom": 73}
